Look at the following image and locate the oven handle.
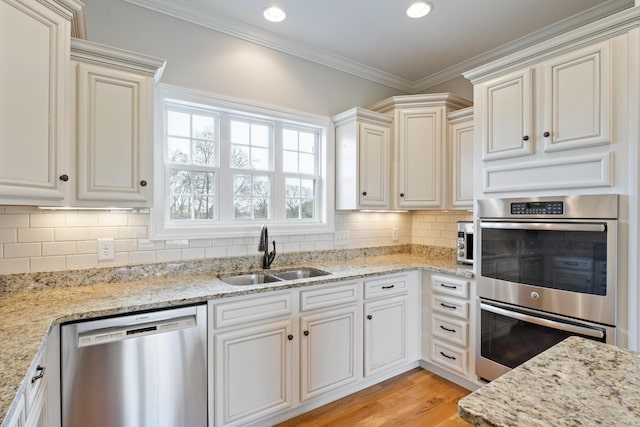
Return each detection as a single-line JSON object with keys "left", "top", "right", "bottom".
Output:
{"left": 480, "top": 302, "right": 605, "bottom": 339}
{"left": 480, "top": 222, "right": 606, "bottom": 233}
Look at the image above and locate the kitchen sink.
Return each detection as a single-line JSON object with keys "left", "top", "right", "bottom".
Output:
{"left": 219, "top": 267, "right": 331, "bottom": 285}
{"left": 271, "top": 267, "right": 331, "bottom": 280}
{"left": 219, "top": 273, "right": 283, "bottom": 286}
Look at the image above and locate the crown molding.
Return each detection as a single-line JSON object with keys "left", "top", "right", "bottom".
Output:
{"left": 122, "top": 0, "right": 633, "bottom": 93}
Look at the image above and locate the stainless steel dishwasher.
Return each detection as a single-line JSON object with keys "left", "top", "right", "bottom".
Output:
{"left": 61, "top": 304, "right": 207, "bottom": 427}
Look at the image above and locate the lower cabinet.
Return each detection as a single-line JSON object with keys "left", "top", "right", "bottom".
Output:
{"left": 364, "top": 295, "right": 408, "bottom": 376}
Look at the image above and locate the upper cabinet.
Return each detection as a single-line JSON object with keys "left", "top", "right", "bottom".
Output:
{"left": 369, "top": 94, "right": 472, "bottom": 210}
{"left": 333, "top": 108, "right": 392, "bottom": 210}
{"left": 70, "top": 39, "right": 165, "bottom": 207}
{"left": 0, "top": 0, "right": 83, "bottom": 206}
{"left": 448, "top": 107, "right": 474, "bottom": 209}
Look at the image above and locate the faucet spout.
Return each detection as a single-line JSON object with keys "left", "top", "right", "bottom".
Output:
{"left": 258, "top": 225, "right": 276, "bottom": 269}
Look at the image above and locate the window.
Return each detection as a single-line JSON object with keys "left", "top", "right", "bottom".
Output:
{"left": 152, "top": 85, "right": 333, "bottom": 239}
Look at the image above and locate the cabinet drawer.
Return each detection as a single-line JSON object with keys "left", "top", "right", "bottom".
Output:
{"left": 25, "top": 349, "right": 47, "bottom": 413}
{"left": 432, "top": 295, "right": 469, "bottom": 320}
{"left": 431, "top": 340, "right": 468, "bottom": 375}
{"left": 431, "top": 314, "right": 468, "bottom": 347}
{"left": 431, "top": 274, "right": 469, "bottom": 299}
{"left": 300, "top": 281, "right": 359, "bottom": 312}
{"left": 214, "top": 292, "right": 292, "bottom": 329}
{"left": 364, "top": 274, "right": 407, "bottom": 300}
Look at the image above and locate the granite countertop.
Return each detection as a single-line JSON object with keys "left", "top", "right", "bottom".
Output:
{"left": 458, "top": 336, "right": 640, "bottom": 426}
{"left": 0, "top": 251, "right": 472, "bottom": 424}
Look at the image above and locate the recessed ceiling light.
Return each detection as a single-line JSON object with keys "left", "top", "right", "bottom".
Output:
{"left": 264, "top": 6, "right": 286, "bottom": 23}
{"left": 406, "top": 1, "right": 432, "bottom": 19}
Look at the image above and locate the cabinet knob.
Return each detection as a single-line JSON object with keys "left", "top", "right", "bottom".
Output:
{"left": 287, "top": 334, "right": 294, "bottom": 341}
{"left": 303, "top": 330, "right": 309, "bottom": 336}
{"left": 31, "top": 365, "right": 45, "bottom": 383}
{"left": 140, "top": 180, "right": 148, "bottom": 187}
{"left": 367, "top": 314, "right": 373, "bottom": 320}
{"left": 543, "top": 131, "right": 550, "bottom": 137}
{"left": 400, "top": 193, "right": 405, "bottom": 198}
{"left": 59, "top": 174, "right": 69, "bottom": 182}
{"left": 362, "top": 191, "right": 367, "bottom": 196}
{"left": 522, "top": 135, "right": 530, "bottom": 141}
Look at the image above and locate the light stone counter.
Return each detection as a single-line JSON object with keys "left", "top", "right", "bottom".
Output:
{"left": 0, "top": 248, "right": 472, "bottom": 424}
{"left": 458, "top": 336, "right": 640, "bottom": 426}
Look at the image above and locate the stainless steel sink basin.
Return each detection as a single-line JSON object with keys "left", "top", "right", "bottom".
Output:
{"left": 271, "top": 267, "right": 331, "bottom": 281}
{"left": 219, "top": 273, "right": 282, "bottom": 286}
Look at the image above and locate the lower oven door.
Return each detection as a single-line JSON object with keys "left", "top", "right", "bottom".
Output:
{"left": 477, "top": 299, "right": 615, "bottom": 381}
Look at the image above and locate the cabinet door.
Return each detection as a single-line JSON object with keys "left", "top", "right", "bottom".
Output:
{"left": 214, "top": 319, "right": 294, "bottom": 427}
{"left": 396, "top": 108, "right": 444, "bottom": 209}
{"left": 75, "top": 62, "right": 153, "bottom": 205}
{"left": 359, "top": 122, "right": 389, "bottom": 208}
{"left": 0, "top": 0, "right": 69, "bottom": 205}
{"left": 450, "top": 116, "right": 474, "bottom": 209}
{"left": 542, "top": 41, "right": 611, "bottom": 152}
{"left": 363, "top": 295, "right": 408, "bottom": 376}
{"left": 480, "top": 68, "right": 533, "bottom": 161}
{"left": 300, "top": 305, "right": 358, "bottom": 402}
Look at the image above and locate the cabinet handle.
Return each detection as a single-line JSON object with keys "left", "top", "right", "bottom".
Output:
{"left": 381, "top": 285, "right": 395, "bottom": 289}
{"left": 440, "top": 351, "right": 457, "bottom": 361}
{"left": 303, "top": 330, "right": 309, "bottom": 336}
{"left": 362, "top": 191, "right": 367, "bottom": 196}
{"left": 59, "top": 174, "right": 69, "bottom": 182}
{"left": 440, "top": 283, "right": 457, "bottom": 290}
{"left": 400, "top": 193, "right": 405, "bottom": 198}
{"left": 140, "top": 180, "right": 148, "bottom": 187}
{"left": 440, "top": 302, "right": 457, "bottom": 310}
{"left": 543, "top": 131, "right": 550, "bottom": 137}
{"left": 367, "top": 314, "right": 373, "bottom": 320}
{"left": 287, "top": 334, "right": 294, "bottom": 341}
{"left": 440, "top": 325, "right": 456, "bottom": 333}
{"left": 522, "top": 135, "right": 529, "bottom": 141}
{"left": 31, "top": 365, "right": 45, "bottom": 383}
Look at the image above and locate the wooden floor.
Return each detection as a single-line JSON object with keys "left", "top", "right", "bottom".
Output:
{"left": 275, "top": 368, "right": 471, "bottom": 427}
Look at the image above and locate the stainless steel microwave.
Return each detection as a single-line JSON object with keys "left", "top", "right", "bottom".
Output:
{"left": 457, "top": 221, "right": 473, "bottom": 265}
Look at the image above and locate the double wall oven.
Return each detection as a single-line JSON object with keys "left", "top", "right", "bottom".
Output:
{"left": 476, "top": 194, "right": 618, "bottom": 381}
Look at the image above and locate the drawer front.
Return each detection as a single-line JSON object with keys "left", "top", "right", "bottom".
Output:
{"left": 364, "top": 274, "right": 407, "bottom": 300}
{"left": 431, "top": 274, "right": 469, "bottom": 299}
{"left": 432, "top": 295, "right": 469, "bottom": 320}
{"left": 432, "top": 340, "right": 468, "bottom": 375}
{"left": 25, "top": 350, "right": 46, "bottom": 412}
{"left": 214, "top": 292, "right": 292, "bottom": 329}
{"left": 431, "top": 314, "right": 468, "bottom": 347}
{"left": 300, "top": 281, "right": 359, "bottom": 312}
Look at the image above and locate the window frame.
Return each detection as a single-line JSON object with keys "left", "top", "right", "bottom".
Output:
{"left": 151, "top": 84, "right": 334, "bottom": 239}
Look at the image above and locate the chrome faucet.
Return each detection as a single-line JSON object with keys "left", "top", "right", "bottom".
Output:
{"left": 258, "top": 225, "right": 276, "bottom": 269}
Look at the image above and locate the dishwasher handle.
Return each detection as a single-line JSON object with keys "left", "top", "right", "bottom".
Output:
{"left": 77, "top": 315, "right": 197, "bottom": 348}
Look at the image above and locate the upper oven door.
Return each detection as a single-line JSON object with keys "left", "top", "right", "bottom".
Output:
{"left": 478, "top": 218, "right": 617, "bottom": 325}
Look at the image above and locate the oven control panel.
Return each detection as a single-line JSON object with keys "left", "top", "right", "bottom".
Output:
{"left": 510, "top": 201, "right": 564, "bottom": 215}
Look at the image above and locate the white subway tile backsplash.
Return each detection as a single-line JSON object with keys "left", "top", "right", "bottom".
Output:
{"left": 66, "top": 212, "right": 99, "bottom": 227}
{"left": 18, "top": 228, "right": 54, "bottom": 243}
{"left": 156, "top": 249, "right": 182, "bottom": 263}
{"left": 127, "top": 213, "right": 150, "bottom": 226}
{"left": 31, "top": 256, "right": 66, "bottom": 272}
{"left": 0, "top": 214, "right": 29, "bottom": 229}
{"left": 128, "top": 251, "right": 156, "bottom": 265}
{"left": 30, "top": 213, "right": 66, "bottom": 228}
{"left": 4, "top": 243, "right": 41, "bottom": 258}
{"left": 0, "top": 229, "right": 17, "bottom": 244}
{"left": 117, "top": 239, "right": 140, "bottom": 252}
{"left": 165, "top": 240, "right": 189, "bottom": 249}
{"left": 182, "top": 248, "right": 205, "bottom": 260}
{"left": 42, "top": 242, "right": 76, "bottom": 256}
{"left": 98, "top": 213, "right": 128, "bottom": 227}
{"left": 87, "top": 227, "right": 119, "bottom": 239}
{"left": 189, "top": 239, "right": 212, "bottom": 248}
{"left": 118, "top": 226, "right": 148, "bottom": 239}
{"left": 0, "top": 258, "right": 29, "bottom": 274}
{"left": 205, "top": 246, "right": 227, "bottom": 258}
{"left": 76, "top": 241, "right": 98, "bottom": 255}
{"left": 55, "top": 228, "right": 89, "bottom": 241}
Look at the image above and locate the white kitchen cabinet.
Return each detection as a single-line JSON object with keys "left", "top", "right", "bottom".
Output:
{"left": 448, "top": 107, "right": 474, "bottom": 209}
{"left": 70, "top": 38, "right": 165, "bottom": 207}
{"left": 0, "top": 0, "right": 80, "bottom": 205}
{"left": 333, "top": 108, "right": 392, "bottom": 210}
{"left": 369, "top": 94, "right": 472, "bottom": 210}
{"left": 363, "top": 272, "right": 420, "bottom": 377}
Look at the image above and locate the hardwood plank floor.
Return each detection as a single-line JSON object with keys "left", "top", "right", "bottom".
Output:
{"left": 275, "top": 368, "right": 472, "bottom": 427}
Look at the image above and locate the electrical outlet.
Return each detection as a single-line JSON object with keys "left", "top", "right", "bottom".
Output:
{"left": 98, "top": 238, "right": 115, "bottom": 261}
{"left": 334, "top": 231, "right": 350, "bottom": 246}
{"left": 392, "top": 228, "right": 399, "bottom": 242}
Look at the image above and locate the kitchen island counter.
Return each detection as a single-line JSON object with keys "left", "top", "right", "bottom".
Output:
{"left": 458, "top": 336, "right": 640, "bottom": 426}
{"left": 0, "top": 250, "right": 472, "bottom": 424}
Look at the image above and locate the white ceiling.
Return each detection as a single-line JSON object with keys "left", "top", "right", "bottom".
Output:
{"left": 123, "top": 0, "right": 633, "bottom": 92}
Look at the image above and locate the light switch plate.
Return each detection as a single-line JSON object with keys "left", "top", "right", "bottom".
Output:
{"left": 334, "top": 231, "right": 350, "bottom": 246}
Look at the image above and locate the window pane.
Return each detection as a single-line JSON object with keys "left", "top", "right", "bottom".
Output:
{"left": 283, "top": 151, "right": 298, "bottom": 173}
{"left": 192, "top": 140, "right": 216, "bottom": 165}
{"left": 234, "top": 198, "right": 252, "bottom": 219}
{"left": 286, "top": 199, "right": 300, "bottom": 219}
{"left": 254, "top": 198, "right": 269, "bottom": 219}
{"left": 301, "top": 200, "right": 314, "bottom": 219}
{"left": 170, "top": 195, "right": 192, "bottom": 220}
{"left": 233, "top": 174, "right": 252, "bottom": 196}
{"left": 192, "top": 171, "right": 214, "bottom": 194}
{"left": 252, "top": 123, "right": 270, "bottom": 147}
{"left": 170, "top": 169, "right": 191, "bottom": 194}
{"left": 301, "top": 179, "right": 314, "bottom": 198}
{"left": 193, "top": 115, "right": 215, "bottom": 140}
{"left": 167, "top": 137, "right": 190, "bottom": 163}
{"left": 167, "top": 111, "right": 190, "bottom": 137}
{"left": 286, "top": 177, "right": 300, "bottom": 197}
{"left": 251, "top": 147, "right": 270, "bottom": 170}
{"left": 231, "top": 121, "right": 250, "bottom": 145}
{"left": 231, "top": 146, "right": 251, "bottom": 168}
{"left": 299, "top": 153, "right": 315, "bottom": 174}
{"left": 253, "top": 175, "right": 270, "bottom": 197}
{"left": 299, "top": 132, "right": 315, "bottom": 153}
{"left": 193, "top": 196, "right": 214, "bottom": 219}
{"left": 283, "top": 129, "right": 298, "bottom": 151}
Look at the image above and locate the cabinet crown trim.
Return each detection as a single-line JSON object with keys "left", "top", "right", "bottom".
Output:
{"left": 331, "top": 107, "right": 393, "bottom": 126}
{"left": 71, "top": 38, "right": 166, "bottom": 83}
{"left": 447, "top": 106, "right": 473, "bottom": 122}
{"left": 464, "top": 6, "right": 640, "bottom": 84}
{"left": 368, "top": 93, "right": 472, "bottom": 114}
